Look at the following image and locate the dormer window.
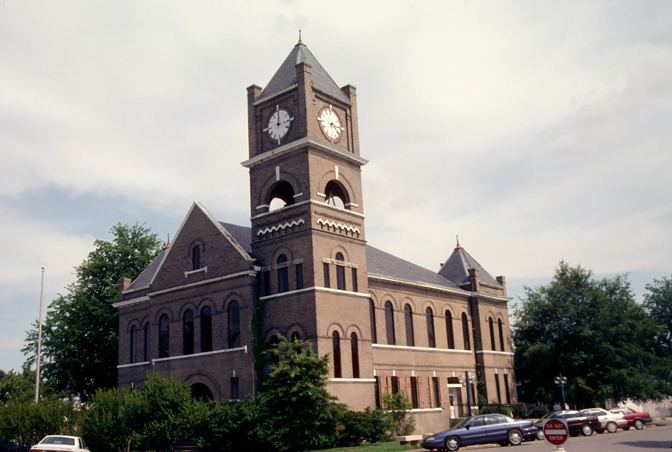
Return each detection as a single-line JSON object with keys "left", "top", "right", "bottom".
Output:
{"left": 192, "top": 245, "right": 201, "bottom": 270}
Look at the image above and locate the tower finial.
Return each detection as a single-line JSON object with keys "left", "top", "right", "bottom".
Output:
{"left": 455, "top": 234, "right": 461, "bottom": 249}
{"left": 298, "top": 29, "right": 303, "bottom": 45}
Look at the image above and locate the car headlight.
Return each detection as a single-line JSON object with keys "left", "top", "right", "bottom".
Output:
{"left": 425, "top": 437, "right": 435, "bottom": 441}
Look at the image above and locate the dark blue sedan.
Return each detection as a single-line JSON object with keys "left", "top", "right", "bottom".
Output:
{"left": 421, "top": 413, "right": 538, "bottom": 451}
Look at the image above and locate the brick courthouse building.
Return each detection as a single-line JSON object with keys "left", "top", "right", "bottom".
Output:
{"left": 115, "top": 40, "right": 516, "bottom": 432}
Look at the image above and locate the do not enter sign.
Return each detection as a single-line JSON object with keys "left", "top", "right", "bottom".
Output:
{"left": 543, "top": 419, "right": 569, "bottom": 445}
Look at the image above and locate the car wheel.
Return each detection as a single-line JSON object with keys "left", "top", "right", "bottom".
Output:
{"left": 445, "top": 436, "right": 460, "bottom": 451}
{"left": 536, "top": 430, "right": 544, "bottom": 441}
{"left": 634, "top": 419, "right": 644, "bottom": 430}
{"left": 606, "top": 421, "right": 618, "bottom": 433}
{"left": 508, "top": 429, "right": 523, "bottom": 446}
{"left": 582, "top": 424, "right": 593, "bottom": 436}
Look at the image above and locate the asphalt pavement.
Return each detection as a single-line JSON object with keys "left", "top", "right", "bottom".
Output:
{"left": 410, "top": 424, "right": 672, "bottom": 451}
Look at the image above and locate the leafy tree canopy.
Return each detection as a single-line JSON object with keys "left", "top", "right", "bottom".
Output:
{"left": 257, "top": 338, "right": 337, "bottom": 451}
{"left": 513, "top": 262, "right": 672, "bottom": 407}
{"left": 643, "top": 275, "right": 672, "bottom": 357}
{"left": 23, "top": 224, "right": 163, "bottom": 396}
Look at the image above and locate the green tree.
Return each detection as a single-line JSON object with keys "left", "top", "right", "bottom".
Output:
{"left": 381, "top": 393, "right": 415, "bottom": 436}
{"left": 80, "top": 387, "right": 143, "bottom": 452}
{"left": 513, "top": 262, "right": 671, "bottom": 407}
{"left": 0, "top": 369, "right": 34, "bottom": 403}
{"left": 256, "top": 338, "right": 337, "bottom": 451}
{"left": 23, "top": 224, "right": 162, "bottom": 396}
{"left": 644, "top": 276, "right": 672, "bottom": 356}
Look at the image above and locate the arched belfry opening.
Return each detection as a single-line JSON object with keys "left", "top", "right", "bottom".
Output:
{"left": 324, "top": 180, "right": 349, "bottom": 210}
{"left": 191, "top": 383, "right": 214, "bottom": 401}
{"left": 268, "top": 181, "right": 295, "bottom": 211}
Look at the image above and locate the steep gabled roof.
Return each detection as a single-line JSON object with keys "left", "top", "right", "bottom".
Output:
{"left": 257, "top": 42, "right": 351, "bottom": 105}
{"left": 126, "top": 248, "right": 167, "bottom": 291}
{"left": 438, "top": 245, "right": 501, "bottom": 288}
{"left": 367, "top": 245, "right": 461, "bottom": 290}
{"left": 123, "top": 204, "right": 253, "bottom": 294}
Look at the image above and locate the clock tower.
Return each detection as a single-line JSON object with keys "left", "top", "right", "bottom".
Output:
{"left": 242, "top": 39, "right": 373, "bottom": 407}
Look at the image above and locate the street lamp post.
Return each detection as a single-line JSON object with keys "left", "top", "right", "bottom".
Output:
{"left": 554, "top": 374, "right": 568, "bottom": 409}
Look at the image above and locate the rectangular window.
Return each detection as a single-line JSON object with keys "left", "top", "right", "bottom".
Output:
{"left": 410, "top": 377, "right": 419, "bottom": 409}
{"left": 352, "top": 268, "right": 358, "bottom": 292}
{"left": 323, "top": 263, "right": 330, "bottom": 288}
{"left": 374, "top": 376, "right": 381, "bottom": 409}
{"left": 336, "top": 264, "right": 346, "bottom": 290}
{"left": 230, "top": 377, "right": 239, "bottom": 400}
{"left": 143, "top": 324, "right": 149, "bottom": 361}
{"left": 391, "top": 376, "right": 399, "bottom": 394}
{"left": 504, "top": 374, "right": 511, "bottom": 404}
{"left": 295, "top": 263, "right": 303, "bottom": 289}
{"left": 432, "top": 376, "right": 441, "bottom": 408}
{"left": 495, "top": 373, "right": 502, "bottom": 404}
{"left": 263, "top": 271, "right": 271, "bottom": 296}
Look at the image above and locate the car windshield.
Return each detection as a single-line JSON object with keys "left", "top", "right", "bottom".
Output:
{"left": 41, "top": 437, "right": 75, "bottom": 446}
{"left": 452, "top": 418, "right": 470, "bottom": 429}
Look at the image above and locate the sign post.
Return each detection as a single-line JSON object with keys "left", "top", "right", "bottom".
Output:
{"left": 543, "top": 419, "right": 568, "bottom": 451}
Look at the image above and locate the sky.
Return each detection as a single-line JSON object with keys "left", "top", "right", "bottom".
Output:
{"left": 1, "top": 0, "right": 670, "bottom": 372}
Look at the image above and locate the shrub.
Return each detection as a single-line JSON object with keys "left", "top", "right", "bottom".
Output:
{"left": 80, "top": 387, "right": 143, "bottom": 452}
{"left": 382, "top": 393, "right": 415, "bottom": 436}
{"left": 192, "top": 399, "right": 261, "bottom": 452}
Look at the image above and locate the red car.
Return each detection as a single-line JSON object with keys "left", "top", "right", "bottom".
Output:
{"left": 609, "top": 407, "right": 652, "bottom": 430}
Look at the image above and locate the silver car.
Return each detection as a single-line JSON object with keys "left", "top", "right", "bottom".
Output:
{"left": 580, "top": 408, "right": 628, "bottom": 433}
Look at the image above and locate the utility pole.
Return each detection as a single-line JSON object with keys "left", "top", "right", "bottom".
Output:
{"left": 34, "top": 266, "right": 45, "bottom": 403}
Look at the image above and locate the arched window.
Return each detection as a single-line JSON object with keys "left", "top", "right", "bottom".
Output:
{"left": 277, "top": 254, "right": 289, "bottom": 293}
{"left": 192, "top": 245, "right": 201, "bottom": 270}
{"left": 461, "top": 313, "right": 471, "bottom": 350}
{"left": 159, "top": 314, "right": 170, "bottom": 358}
{"left": 268, "top": 181, "right": 295, "bottom": 211}
{"left": 445, "top": 310, "right": 455, "bottom": 349}
{"left": 290, "top": 331, "right": 301, "bottom": 341}
{"left": 269, "top": 334, "right": 280, "bottom": 366}
{"left": 351, "top": 332, "right": 360, "bottom": 378}
{"left": 332, "top": 331, "right": 342, "bottom": 378}
{"left": 369, "top": 299, "right": 377, "bottom": 344}
{"left": 200, "top": 306, "right": 212, "bottom": 352}
{"left": 498, "top": 318, "right": 505, "bottom": 351}
{"left": 129, "top": 326, "right": 136, "bottom": 363}
{"left": 228, "top": 301, "right": 240, "bottom": 348}
{"left": 335, "top": 252, "right": 346, "bottom": 290}
{"left": 385, "top": 301, "right": 396, "bottom": 345}
{"left": 183, "top": 310, "right": 194, "bottom": 355}
{"left": 488, "top": 317, "right": 496, "bottom": 350}
{"left": 143, "top": 323, "right": 149, "bottom": 361}
{"left": 426, "top": 307, "right": 436, "bottom": 348}
{"left": 404, "top": 304, "right": 415, "bottom": 346}
{"left": 324, "top": 180, "right": 349, "bottom": 210}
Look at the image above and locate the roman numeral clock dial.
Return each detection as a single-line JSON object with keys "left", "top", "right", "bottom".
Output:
{"left": 264, "top": 104, "right": 294, "bottom": 145}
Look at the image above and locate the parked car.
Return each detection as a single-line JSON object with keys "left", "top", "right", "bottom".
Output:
{"left": 421, "top": 413, "right": 538, "bottom": 451}
{"left": 580, "top": 407, "right": 628, "bottom": 433}
{"left": 609, "top": 406, "right": 653, "bottom": 430}
{"left": 29, "top": 436, "right": 89, "bottom": 452}
{"left": 535, "top": 410, "right": 601, "bottom": 437}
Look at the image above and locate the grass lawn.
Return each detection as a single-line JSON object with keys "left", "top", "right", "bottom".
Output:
{"left": 312, "top": 440, "right": 420, "bottom": 452}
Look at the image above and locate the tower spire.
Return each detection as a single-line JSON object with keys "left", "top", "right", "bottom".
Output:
{"left": 297, "top": 29, "right": 303, "bottom": 45}
{"left": 455, "top": 234, "right": 461, "bottom": 249}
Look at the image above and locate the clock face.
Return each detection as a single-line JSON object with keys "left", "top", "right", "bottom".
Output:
{"left": 264, "top": 105, "right": 294, "bottom": 145}
{"left": 317, "top": 105, "right": 344, "bottom": 142}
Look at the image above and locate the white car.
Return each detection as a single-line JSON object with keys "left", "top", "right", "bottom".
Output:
{"left": 30, "top": 436, "right": 90, "bottom": 452}
{"left": 580, "top": 408, "right": 628, "bottom": 433}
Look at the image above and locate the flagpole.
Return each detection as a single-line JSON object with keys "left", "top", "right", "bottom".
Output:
{"left": 34, "top": 266, "right": 45, "bottom": 403}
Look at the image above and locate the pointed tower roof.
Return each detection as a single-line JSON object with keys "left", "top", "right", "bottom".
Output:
{"left": 257, "top": 40, "right": 351, "bottom": 105}
{"left": 438, "top": 241, "right": 501, "bottom": 288}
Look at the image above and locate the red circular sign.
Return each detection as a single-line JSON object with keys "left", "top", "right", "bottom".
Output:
{"left": 543, "top": 419, "right": 569, "bottom": 445}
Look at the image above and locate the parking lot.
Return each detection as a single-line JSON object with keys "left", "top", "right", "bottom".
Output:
{"left": 413, "top": 424, "right": 672, "bottom": 451}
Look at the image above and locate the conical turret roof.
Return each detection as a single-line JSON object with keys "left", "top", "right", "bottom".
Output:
{"left": 257, "top": 41, "right": 350, "bottom": 105}
{"left": 439, "top": 243, "right": 501, "bottom": 288}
